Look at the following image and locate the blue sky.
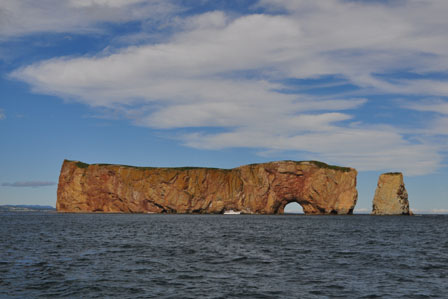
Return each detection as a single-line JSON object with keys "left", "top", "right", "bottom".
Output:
{"left": 1, "top": 0, "right": 447, "bottom": 213}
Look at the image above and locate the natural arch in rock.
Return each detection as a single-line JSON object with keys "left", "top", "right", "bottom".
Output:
{"left": 283, "top": 201, "right": 304, "bottom": 214}
{"left": 275, "top": 199, "right": 331, "bottom": 214}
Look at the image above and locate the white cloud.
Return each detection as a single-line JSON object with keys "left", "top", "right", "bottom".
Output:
{"left": 9, "top": 0, "right": 448, "bottom": 175}
{"left": 0, "top": 0, "right": 179, "bottom": 38}
{"left": 257, "top": 0, "right": 448, "bottom": 94}
{"left": 0, "top": 109, "right": 4, "bottom": 120}
{"left": 183, "top": 126, "right": 441, "bottom": 175}
{"left": 407, "top": 99, "right": 448, "bottom": 115}
{"left": 405, "top": 99, "right": 448, "bottom": 136}
{"left": 428, "top": 117, "right": 448, "bottom": 135}
{"left": 68, "top": 0, "right": 145, "bottom": 8}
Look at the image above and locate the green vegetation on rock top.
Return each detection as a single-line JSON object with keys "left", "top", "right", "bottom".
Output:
{"left": 246, "top": 160, "right": 352, "bottom": 172}
{"left": 306, "top": 161, "right": 352, "bottom": 172}
{"left": 383, "top": 172, "right": 402, "bottom": 175}
{"left": 67, "top": 159, "right": 352, "bottom": 172}
{"left": 67, "top": 160, "right": 231, "bottom": 172}
{"left": 74, "top": 161, "right": 89, "bottom": 169}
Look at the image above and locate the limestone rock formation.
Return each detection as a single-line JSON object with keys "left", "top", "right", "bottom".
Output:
{"left": 372, "top": 172, "right": 411, "bottom": 215}
{"left": 57, "top": 160, "right": 358, "bottom": 215}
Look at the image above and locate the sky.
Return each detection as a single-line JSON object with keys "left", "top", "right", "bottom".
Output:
{"left": 0, "top": 0, "right": 447, "bottom": 213}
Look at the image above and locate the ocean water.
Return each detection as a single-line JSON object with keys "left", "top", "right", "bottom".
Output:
{"left": 1, "top": 213, "right": 447, "bottom": 298}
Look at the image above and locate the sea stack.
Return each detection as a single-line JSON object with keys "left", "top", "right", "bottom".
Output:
{"left": 57, "top": 160, "right": 358, "bottom": 215}
{"left": 372, "top": 172, "right": 411, "bottom": 215}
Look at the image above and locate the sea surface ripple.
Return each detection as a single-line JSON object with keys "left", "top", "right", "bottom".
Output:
{"left": 1, "top": 213, "right": 447, "bottom": 298}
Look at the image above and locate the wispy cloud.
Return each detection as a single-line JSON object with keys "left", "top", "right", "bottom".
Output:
{"left": 8, "top": 0, "right": 448, "bottom": 175}
{"left": 406, "top": 99, "right": 448, "bottom": 115}
{"left": 2, "top": 181, "right": 57, "bottom": 188}
{"left": 405, "top": 99, "right": 448, "bottom": 136}
{"left": 0, "top": 0, "right": 180, "bottom": 38}
{"left": 0, "top": 109, "right": 4, "bottom": 120}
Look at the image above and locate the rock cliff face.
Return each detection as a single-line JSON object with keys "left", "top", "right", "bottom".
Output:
{"left": 57, "top": 160, "right": 358, "bottom": 215}
{"left": 372, "top": 173, "right": 411, "bottom": 215}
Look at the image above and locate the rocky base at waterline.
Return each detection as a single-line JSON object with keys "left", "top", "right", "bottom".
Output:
{"left": 57, "top": 160, "right": 358, "bottom": 215}
{"left": 372, "top": 172, "right": 412, "bottom": 215}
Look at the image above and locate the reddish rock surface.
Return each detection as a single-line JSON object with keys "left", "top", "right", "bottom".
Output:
{"left": 57, "top": 160, "right": 358, "bottom": 215}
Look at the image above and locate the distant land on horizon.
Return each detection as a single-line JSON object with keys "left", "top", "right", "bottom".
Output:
{"left": 1, "top": 205, "right": 446, "bottom": 214}
{"left": 1, "top": 206, "right": 447, "bottom": 214}
{"left": 0, "top": 205, "right": 56, "bottom": 212}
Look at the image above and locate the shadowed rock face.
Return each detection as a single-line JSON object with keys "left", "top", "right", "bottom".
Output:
{"left": 57, "top": 160, "right": 358, "bottom": 215}
{"left": 372, "top": 173, "right": 411, "bottom": 215}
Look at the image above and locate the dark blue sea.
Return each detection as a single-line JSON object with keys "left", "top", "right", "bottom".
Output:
{"left": 1, "top": 213, "right": 447, "bottom": 298}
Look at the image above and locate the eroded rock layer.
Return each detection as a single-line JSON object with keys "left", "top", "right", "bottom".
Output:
{"left": 57, "top": 160, "right": 358, "bottom": 215}
{"left": 372, "top": 172, "right": 411, "bottom": 215}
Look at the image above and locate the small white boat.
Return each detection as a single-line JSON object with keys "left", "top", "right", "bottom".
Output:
{"left": 223, "top": 210, "right": 241, "bottom": 215}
